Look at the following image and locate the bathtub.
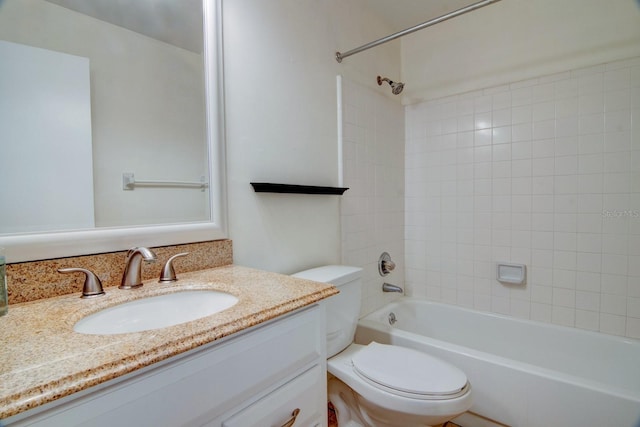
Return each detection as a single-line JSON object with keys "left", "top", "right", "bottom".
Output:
{"left": 355, "top": 299, "right": 640, "bottom": 427}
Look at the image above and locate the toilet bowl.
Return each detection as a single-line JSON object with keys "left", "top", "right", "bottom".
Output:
{"left": 292, "top": 266, "right": 472, "bottom": 427}
{"left": 328, "top": 343, "right": 471, "bottom": 426}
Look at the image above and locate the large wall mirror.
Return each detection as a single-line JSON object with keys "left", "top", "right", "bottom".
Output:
{"left": 0, "top": 0, "right": 226, "bottom": 262}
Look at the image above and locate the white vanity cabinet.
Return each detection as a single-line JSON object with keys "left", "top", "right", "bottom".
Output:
{"left": 5, "top": 306, "right": 327, "bottom": 427}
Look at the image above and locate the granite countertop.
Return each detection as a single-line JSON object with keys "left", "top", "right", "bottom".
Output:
{"left": 0, "top": 265, "right": 338, "bottom": 419}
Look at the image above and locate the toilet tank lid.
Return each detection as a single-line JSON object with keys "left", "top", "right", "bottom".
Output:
{"left": 292, "top": 265, "right": 362, "bottom": 286}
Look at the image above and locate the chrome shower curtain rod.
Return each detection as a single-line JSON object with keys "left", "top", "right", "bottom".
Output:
{"left": 335, "top": 0, "right": 502, "bottom": 63}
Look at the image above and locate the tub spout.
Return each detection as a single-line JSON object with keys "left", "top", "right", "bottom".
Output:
{"left": 382, "top": 283, "right": 403, "bottom": 293}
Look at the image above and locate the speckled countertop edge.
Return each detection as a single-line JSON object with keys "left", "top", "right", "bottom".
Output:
{"left": 0, "top": 265, "right": 338, "bottom": 419}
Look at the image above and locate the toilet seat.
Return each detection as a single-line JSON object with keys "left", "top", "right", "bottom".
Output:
{"left": 351, "top": 342, "right": 469, "bottom": 400}
{"left": 328, "top": 343, "right": 473, "bottom": 423}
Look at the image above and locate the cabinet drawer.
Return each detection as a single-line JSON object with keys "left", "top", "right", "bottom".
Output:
{"left": 222, "top": 365, "right": 323, "bottom": 427}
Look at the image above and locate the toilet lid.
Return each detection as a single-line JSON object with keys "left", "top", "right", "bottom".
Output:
{"left": 351, "top": 342, "right": 469, "bottom": 399}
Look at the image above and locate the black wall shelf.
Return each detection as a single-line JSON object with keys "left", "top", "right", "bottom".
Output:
{"left": 250, "top": 182, "right": 349, "bottom": 195}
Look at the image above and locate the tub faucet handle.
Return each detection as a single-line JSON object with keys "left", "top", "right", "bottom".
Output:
{"left": 159, "top": 252, "right": 189, "bottom": 283}
{"left": 58, "top": 268, "right": 105, "bottom": 298}
{"left": 378, "top": 252, "right": 396, "bottom": 276}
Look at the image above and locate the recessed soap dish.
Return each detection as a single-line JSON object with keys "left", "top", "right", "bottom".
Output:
{"left": 496, "top": 263, "right": 526, "bottom": 285}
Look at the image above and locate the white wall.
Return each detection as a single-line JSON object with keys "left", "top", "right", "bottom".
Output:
{"left": 401, "top": 0, "right": 640, "bottom": 104}
{"left": 222, "top": 0, "right": 401, "bottom": 273}
{"left": 340, "top": 79, "right": 405, "bottom": 316}
{"left": 0, "top": 0, "right": 207, "bottom": 228}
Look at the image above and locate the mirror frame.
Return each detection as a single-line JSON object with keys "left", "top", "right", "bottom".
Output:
{"left": 1, "top": 0, "right": 227, "bottom": 263}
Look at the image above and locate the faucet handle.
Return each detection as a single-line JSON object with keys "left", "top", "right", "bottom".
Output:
{"left": 159, "top": 253, "right": 189, "bottom": 283}
{"left": 58, "top": 268, "right": 105, "bottom": 298}
{"left": 378, "top": 252, "right": 396, "bottom": 276}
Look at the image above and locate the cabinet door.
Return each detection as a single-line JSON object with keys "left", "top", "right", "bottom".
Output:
{"left": 220, "top": 365, "right": 323, "bottom": 427}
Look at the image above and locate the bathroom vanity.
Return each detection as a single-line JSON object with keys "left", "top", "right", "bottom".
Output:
{"left": 0, "top": 265, "right": 337, "bottom": 426}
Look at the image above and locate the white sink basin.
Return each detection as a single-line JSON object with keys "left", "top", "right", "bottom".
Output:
{"left": 74, "top": 291, "right": 239, "bottom": 335}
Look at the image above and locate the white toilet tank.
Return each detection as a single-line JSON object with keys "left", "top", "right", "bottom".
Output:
{"left": 292, "top": 265, "right": 362, "bottom": 357}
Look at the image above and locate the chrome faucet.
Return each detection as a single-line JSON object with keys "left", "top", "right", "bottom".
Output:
{"left": 382, "top": 283, "right": 404, "bottom": 293}
{"left": 120, "top": 247, "right": 157, "bottom": 289}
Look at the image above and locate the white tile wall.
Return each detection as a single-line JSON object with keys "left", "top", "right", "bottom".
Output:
{"left": 405, "top": 57, "right": 640, "bottom": 339}
{"left": 340, "top": 79, "right": 405, "bottom": 316}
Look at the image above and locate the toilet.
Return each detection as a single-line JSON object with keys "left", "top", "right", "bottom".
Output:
{"left": 292, "top": 265, "right": 472, "bottom": 427}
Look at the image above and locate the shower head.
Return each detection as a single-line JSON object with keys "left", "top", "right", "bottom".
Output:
{"left": 377, "top": 75, "right": 404, "bottom": 95}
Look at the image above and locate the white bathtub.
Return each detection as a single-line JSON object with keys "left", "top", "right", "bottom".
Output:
{"left": 355, "top": 299, "right": 640, "bottom": 427}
